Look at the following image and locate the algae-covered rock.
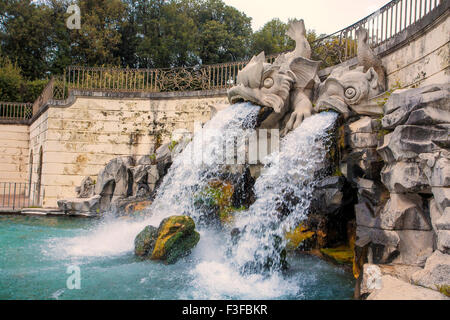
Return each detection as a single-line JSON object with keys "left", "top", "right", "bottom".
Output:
{"left": 134, "top": 225, "right": 158, "bottom": 257}
{"left": 320, "top": 245, "right": 354, "bottom": 265}
{"left": 134, "top": 215, "right": 200, "bottom": 264}
{"left": 151, "top": 215, "right": 200, "bottom": 264}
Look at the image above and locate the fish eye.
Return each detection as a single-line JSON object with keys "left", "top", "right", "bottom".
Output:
{"left": 344, "top": 86, "right": 356, "bottom": 99}
{"left": 263, "top": 77, "right": 274, "bottom": 88}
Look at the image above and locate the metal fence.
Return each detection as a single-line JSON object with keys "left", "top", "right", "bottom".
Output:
{"left": 0, "top": 102, "right": 33, "bottom": 120}
{"left": 62, "top": 0, "right": 445, "bottom": 93}
{"left": 0, "top": 0, "right": 446, "bottom": 121}
{"left": 0, "top": 182, "right": 42, "bottom": 210}
{"left": 332, "top": 0, "right": 445, "bottom": 62}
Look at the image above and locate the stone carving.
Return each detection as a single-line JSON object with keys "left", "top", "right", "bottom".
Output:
{"left": 315, "top": 27, "right": 386, "bottom": 118}
{"left": 228, "top": 24, "right": 387, "bottom": 131}
{"left": 356, "top": 28, "right": 386, "bottom": 91}
{"left": 227, "top": 19, "right": 320, "bottom": 135}
{"left": 315, "top": 65, "right": 383, "bottom": 118}
{"left": 75, "top": 176, "right": 95, "bottom": 198}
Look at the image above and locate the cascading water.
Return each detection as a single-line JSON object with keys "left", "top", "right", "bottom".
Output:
{"left": 54, "top": 102, "right": 260, "bottom": 258}
{"left": 228, "top": 111, "right": 338, "bottom": 274}
{"left": 24, "top": 103, "right": 354, "bottom": 300}
{"left": 148, "top": 102, "right": 260, "bottom": 223}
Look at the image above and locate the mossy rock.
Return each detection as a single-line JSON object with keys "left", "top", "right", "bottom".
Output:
{"left": 320, "top": 245, "right": 354, "bottom": 265}
{"left": 134, "top": 225, "right": 158, "bottom": 257}
{"left": 151, "top": 215, "right": 200, "bottom": 264}
{"left": 285, "top": 223, "right": 315, "bottom": 250}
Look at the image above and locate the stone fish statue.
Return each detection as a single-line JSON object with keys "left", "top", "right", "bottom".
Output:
{"left": 228, "top": 21, "right": 386, "bottom": 131}
{"left": 227, "top": 19, "right": 320, "bottom": 135}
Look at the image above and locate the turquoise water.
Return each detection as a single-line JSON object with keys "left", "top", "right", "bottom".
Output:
{"left": 0, "top": 215, "right": 354, "bottom": 300}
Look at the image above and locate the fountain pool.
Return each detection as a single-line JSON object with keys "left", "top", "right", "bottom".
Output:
{"left": 0, "top": 215, "right": 354, "bottom": 300}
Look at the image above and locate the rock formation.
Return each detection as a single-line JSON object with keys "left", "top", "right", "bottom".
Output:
{"left": 135, "top": 215, "right": 200, "bottom": 264}
{"left": 349, "top": 83, "right": 450, "bottom": 299}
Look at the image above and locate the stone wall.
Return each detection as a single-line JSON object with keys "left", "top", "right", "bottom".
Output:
{"left": 348, "top": 84, "right": 450, "bottom": 299}
{"left": 0, "top": 124, "right": 29, "bottom": 183}
{"left": 318, "top": 8, "right": 449, "bottom": 89}
{"left": 382, "top": 10, "right": 449, "bottom": 88}
{"left": 32, "top": 93, "right": 227, "bottom": 207}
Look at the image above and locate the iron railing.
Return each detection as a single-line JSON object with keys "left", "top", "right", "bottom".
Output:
{"left": 64, "top": 62, "right": 250, "bottom": 93}
{"left": 333, "top": 0, "right": 444, "bottom": 62}
{"left": 0, "top": 0, "right": 446, "bottom": 121}
{"left": 0, "top": 102, "right": 33, "bottom": 120}
{"left": 32, "top": 77, "right": 56, "bottom": 115}
{"left": 62, "top": 0, "right": 445, "bottom": 93}
{"left": 0, "top": 182, "right": 42, "bottom": 210}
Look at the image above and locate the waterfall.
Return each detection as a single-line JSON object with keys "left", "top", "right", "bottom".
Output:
{"left": 149, "top": 102, "right": 260, "bottom": 222}
{"left": 57, "top": 103, "right": 336, "bottom": 277}
{"left": 52, "top": 104, "right": 340, "bottom": 299}
{"left": 228, "top": 111, "right": 338, "bottom": 273}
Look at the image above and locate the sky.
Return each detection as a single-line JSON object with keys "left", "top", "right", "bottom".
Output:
{"left": 223, "top": 0, "right": 392, "bottom": 35}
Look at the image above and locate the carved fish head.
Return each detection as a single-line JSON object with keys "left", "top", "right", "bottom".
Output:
{"left": 228, "top": 52, "right": 320, "bottom": 124}
{"left": 228, "top": 52, "right": 294, "bottom": 113}
{"left": 315, "top": 66, "right": 381, "bottom": 118}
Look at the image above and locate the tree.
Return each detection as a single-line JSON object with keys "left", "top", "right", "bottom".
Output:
{"left": 194, "top": 0, "right": 252, "bottom": 64}
{"left": 251, "top": 18, "right": 294, "bottom": 56}
{"left": 0, "top": 0, "right": 53, "bottom": 79}
{"left": 69, "top": 0, "right": 128, "bottom": 67}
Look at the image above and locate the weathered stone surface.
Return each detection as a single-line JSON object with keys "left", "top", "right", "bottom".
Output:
{"left": 376, "top": 132, "right": 395, "bottom": 163}
{"left": 382, "top": 103, "right": 420, "bottom": 130}
{"left": 367, "top": 275, "right": 449, "bottom": 300}
{"left": 420, "top": 156, "right": 450, "bottom": 187}
{"left": 132, "top": 164, "right": 159, "bottom": 196}
{"left": 136, "top": 155, "right": 155, "bottom": 166}
{"left": 348, "top": 117, "right": 373, "bottom": 133}
{"left": 360, "top": 264, "right": 382, "bottom": 295}
{"left": 356, "top": 227, "right": 434, "bottom": 266}
{"left": 430, "top": 197, "right": 450, "bottom": 235}
{"left": 355, "top": 202, "right": 377, "bottom": 228}
{"left": 349, "top": 133, "right": 378, "bottom": 148}
{"left": 411, "top": 250, "right": 450, "bottom": 291}
{"left": 382, "top": 100, "right": 450, "bottom": 129}
{"left": 360, "top": 263, "right": 423, "bottom": 297}
{"left": 311, "top": 177, "right": 344, "bottom": 214}
{"left": 437, "top": 230, "right": 450, "bottom": 254}
{"left": 356, "top": 226, "right": 399, "bottom": 263}
{"left": 346, "top": 147, "right": 384, "bottom": 181}
{"left": 394, "top": 230, "right": 434, "bottom": 266}
{"left": 381, "top": 162, "right": 429, "bottom": 193}
{"left": 432, "top": 187, "right": 450, "bottom": 214}
{"left": 354, "top": 178, "right": 388, "bottom": 208}
{"left": 383, "top": 83, "right": 450, "bottom": 115}
{"left": 380, "top": 193, "right": 431, "bottom": 231}
{"left": 355, "top": 193, "right": 430, "bottom": 231}
{"left": 155, "top": 143, "right": 172, "bottom": 177}
{"left": 377, "top": 125, "right": 449, "bottom": 162}
{"left": 436, "top": 208, "right": 450, "bottom": 231}
{"left": 406, "top": 107, "right": 450, "bottom": 126}
{"left": 151, "top": 215, "right": 200, "bottom": 264}
{"left": 95, "top": 156, "right": 134, "bottom": 197}
{"left": 57, "top": 195, "right": 101, "bottom": 214}
{"left": 134, "top": 225, "right": 158, "bottom": 257}
{"left": 75, "top": 176, "right": 95, "bottom": 198}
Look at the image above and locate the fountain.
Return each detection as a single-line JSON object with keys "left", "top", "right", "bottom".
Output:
{"left": 2, "top": 13, "right": 447, "bottom": 300}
